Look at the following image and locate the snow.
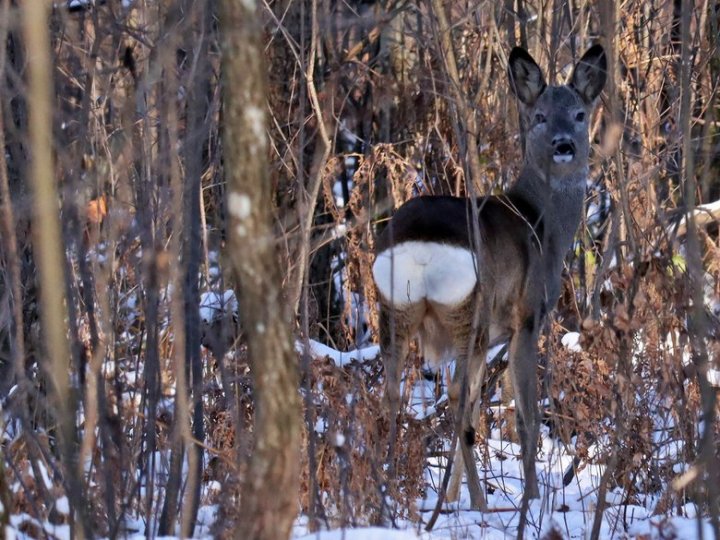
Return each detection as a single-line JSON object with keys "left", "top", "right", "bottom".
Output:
{"left": 287, "top": 440, "right": 716, "bottom": 539}
{"left": 32, "top": 462, "right": 53, "bottom": 490}
{"left": 7, "top": 331, "right": 717, "bottom": 539}
{"left": 6, "top": 264, "right": 716, "bottom": 540}
{"left": 55, "top": 496, "right": 69, "bottom": 515}
{"left": 65, "top": 0, "right": 134, "bottom": 8}
{"left": 285, "top": 343, "right": 718, "bottom": 539}
{"left": 296, "top": 339, "right": 380, "bottom": 367}
{"left": 331, "top": 432, "right": 346, "bottom": 447}
{"left": 561, "top": 331, "right": 582, "bottom": 352}
{"left": 10, "top": 514, "right": 70, "bottom": 540}
{"left": 628, "top": 515, "right": 715, "bottom": 539}
{"left": 207, "top": 481, "right": 222, "bottom": 493}
{"left": 296, "top": 528, "right": 418, "bottom": 540}
{"left": 199, "top": 290, "right": 237, "bottom": 323}
{"left": 332, "top": 223, "right": 348, "bottom": 239}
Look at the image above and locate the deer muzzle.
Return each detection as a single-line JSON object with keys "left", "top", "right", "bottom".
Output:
{"left": 552, "top": 136, "right": 576, "bottom": 164}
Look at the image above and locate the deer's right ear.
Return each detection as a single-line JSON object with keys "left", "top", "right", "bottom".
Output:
{"left": 508, "top": 47, "right": 547, "bottom": 106}
{"left": 570, "top": 45, "right": 607, "bottom": 104}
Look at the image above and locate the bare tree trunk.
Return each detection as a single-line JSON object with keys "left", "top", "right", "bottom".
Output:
{"left": 218, "top": 1, "right": 301, "bottom": 539}
{"left": 159, "top": 3, "right": 213, "bottom": 534}
{"left": 679, "top": 0, "right": 720, "bottom": 533}
{"left": 21, "top": 1, "right": 90, "bottom": 537}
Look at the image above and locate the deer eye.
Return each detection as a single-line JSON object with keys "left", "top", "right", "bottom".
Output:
{"left": 575, "top": 111, "right": 586, "bottom": 122}
{"left": 534, "top": 112, "right": 546, "bottom": 124}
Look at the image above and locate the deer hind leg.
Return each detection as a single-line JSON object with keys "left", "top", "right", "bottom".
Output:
{"left": 443, "top": 302, "right": 488, "bottom": 511}
{"left": 446, "top": 348, "right": 488, "bottom": 509}
{"left": 500, "top": 368, "right": 519, "bottom": 442}
{"left": 507, "top": 317, "right": 540, "bottom": 499}
{"left": 379, "top": 301, "right": 424, "bottom": 464}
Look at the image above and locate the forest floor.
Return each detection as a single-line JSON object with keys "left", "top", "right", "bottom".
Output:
{"left": 6, "top": 337, "right": 716, "bottom": 539}
{"left": 289, "top": 341, "right": 716, "bottom": 540}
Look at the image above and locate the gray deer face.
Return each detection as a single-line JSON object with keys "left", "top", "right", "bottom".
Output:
{"left": 508, "top": 46, "right": 607, "bottom": 188}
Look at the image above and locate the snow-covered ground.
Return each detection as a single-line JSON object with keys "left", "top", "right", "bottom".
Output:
{"left": 289, "top": 339, "right": 717, "bottom": 540}
{"left": 6, "top": 302, "right": 716, "bottom": 539}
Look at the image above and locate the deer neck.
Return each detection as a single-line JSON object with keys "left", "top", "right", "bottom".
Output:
{"left": 507, "top": 164, "right": 587, "bottom": 253}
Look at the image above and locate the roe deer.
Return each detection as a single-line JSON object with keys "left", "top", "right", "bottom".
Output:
{"left": 372, "top": 45, "right": 606, "bottom": 510}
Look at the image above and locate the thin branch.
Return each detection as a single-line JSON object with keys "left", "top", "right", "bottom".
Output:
{"left": 291, "top": 0, "right": 333, "bottom": 317}
{"left": 430, "top": 0, "right": 485, "bottom": 194}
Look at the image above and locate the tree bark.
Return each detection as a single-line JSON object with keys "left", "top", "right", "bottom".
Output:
{"left": 22, "top": 0, "right": 90, "bottom": 536}
{"left": 218, "top": 1, "right": 301, "bottom": 539}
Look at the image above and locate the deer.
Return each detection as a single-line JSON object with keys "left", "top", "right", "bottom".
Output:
{"left": 372, "top": 45, "right": 607, "bottom": 510}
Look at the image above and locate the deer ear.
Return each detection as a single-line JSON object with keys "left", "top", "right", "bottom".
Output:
{"left": 570, "top": 45, "right": 607, "bottom": 104}
{"left": 508, "top": 47, "right": 547, "bottom": 106}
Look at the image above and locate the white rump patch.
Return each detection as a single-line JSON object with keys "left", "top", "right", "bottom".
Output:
{"left": 372, "top": 241, "right": 477, "bottom": 307}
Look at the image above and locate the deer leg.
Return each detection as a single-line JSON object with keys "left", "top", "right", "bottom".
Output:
{"left": 449, "top": 356, "right": 487, "bottom": 511}
{"left": 446, "top": 440, "right": 464, "bottom": 503}
{"left": 447, "top": 317, "right": 488, "bottom": 511}
{"left": 500, "top": 369, "right": 518, "bottom": 442}
{"left": 462, "top": 332, "right": 488, "bottom": 511}
{"left": 379, "top": 303, "right": 418, "bottom": 469}
{"left": 507, "top": 319, "right": 540, "bottom": 499}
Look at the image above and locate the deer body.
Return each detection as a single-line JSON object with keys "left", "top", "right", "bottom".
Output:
{"left": 373, "top": 46, "right": 606, "bottom": 509}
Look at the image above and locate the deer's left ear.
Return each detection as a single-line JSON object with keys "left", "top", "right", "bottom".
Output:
{"left": 570, "top": 45, "right": 607, "bottom": 104}
{"left": 508, "top": 47, "right": 547, "bottom": 106}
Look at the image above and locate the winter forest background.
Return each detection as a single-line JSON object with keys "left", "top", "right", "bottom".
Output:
{"left": 0, "top": 0, "right": 718, "bottom": 538}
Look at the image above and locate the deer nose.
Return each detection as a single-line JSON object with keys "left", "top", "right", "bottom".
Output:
{"left": 552, "top": 136, "right": 576, "bottom": 164}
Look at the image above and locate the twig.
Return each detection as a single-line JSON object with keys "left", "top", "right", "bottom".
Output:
{"left": 429, "top": 0, "right": 485, "bottom": 193}
{"left": 291, "top": 0, "right": 333, "bottom": 317}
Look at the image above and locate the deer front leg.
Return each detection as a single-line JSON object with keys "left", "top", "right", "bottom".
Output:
{"left": 507, "top": 319, "right": 540, "bottom": 499}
